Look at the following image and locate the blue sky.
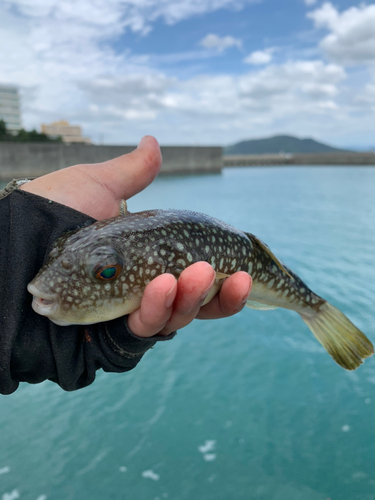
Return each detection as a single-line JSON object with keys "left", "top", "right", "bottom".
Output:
{"left": 0, "top": 0, "right": 374, "bottom": 148}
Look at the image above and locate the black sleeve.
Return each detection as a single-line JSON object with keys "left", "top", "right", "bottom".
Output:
{"left": 0, "top": 185, "right": 175, "bottom": 395}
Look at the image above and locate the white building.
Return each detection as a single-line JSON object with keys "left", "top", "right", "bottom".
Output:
{"left": 41, "top": 120, "right": 91, "bottom": 144}
{"left": 0, "top": 84, "right": 22, "bottom": 132}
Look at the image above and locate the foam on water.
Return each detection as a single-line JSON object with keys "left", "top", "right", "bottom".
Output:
{"left": 1, "top": 491, "right": 19, "bottom": 500}
{"left": 198, "top": 440, "right": 216, "bottom": 454}
{"left": 142, "top": 470, "right": 160, "bottom": 481}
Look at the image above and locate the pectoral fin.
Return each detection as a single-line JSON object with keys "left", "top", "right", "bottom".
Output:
{"left": 215, "top": 272, "right": 230, "bottom": 279}
{"left": 119, "top": 199, "right": 129, "bottom": 216}
{"left": 246, "top": 300, "right": 278, "bottom": 311}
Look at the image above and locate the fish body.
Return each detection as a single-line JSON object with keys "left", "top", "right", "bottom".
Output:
{"left": 28, "top": 208, "right": 374, "bottom": 370}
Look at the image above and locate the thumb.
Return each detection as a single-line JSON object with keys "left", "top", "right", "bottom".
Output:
{"left": 89, "top": 135, "right": 162, "bottom": 202}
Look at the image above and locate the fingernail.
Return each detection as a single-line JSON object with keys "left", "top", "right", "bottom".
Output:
{"left": 200, "top": 274, "right": 216, "bottom": 301}
{"left": 137, "top": 136, "right": 148, "bottom": 149}
{"left": 165, "top": 281, "right": 177, "bottom": 308}
{"left": 241, "top": 277, "right": 252, "bottom": 304}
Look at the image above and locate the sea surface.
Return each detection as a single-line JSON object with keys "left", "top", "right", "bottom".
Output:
{"left": 1, "top": 166, "right": 375, "bottom": 500}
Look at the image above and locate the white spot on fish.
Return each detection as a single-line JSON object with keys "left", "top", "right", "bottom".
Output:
{"left": 104, "top": 283, "right": 111, "bottom": 291}
{"left": 176, "top": 242, "right": 184, "bottom": 251}
{"left": 147, "top": 256, "right": 154, "bottom": 265}
{"left": 267, "top": 279, "right": 275, "bottom": 289}
{"left": 187, "top": 252, "right": 193, "bottom": 262}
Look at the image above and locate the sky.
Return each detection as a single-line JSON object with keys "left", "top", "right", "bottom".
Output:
{"left": 0, "top": 0, "right": 374, "bottom": 148}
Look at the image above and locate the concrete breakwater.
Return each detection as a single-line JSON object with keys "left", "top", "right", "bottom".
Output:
{"left": 0, "top": 142, "right": 223, "bottom": 182}
{"left": 224, "top": 152, "right": 375, "bottom": 166}
{"left": 1, "top": 143, "right": 374, "bottom": 182}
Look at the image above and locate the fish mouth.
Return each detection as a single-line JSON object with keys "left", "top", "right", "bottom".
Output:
{"left": 27, "top": 283, "right": 58, "bottom": 317}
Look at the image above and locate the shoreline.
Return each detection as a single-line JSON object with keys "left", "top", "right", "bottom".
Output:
{"left": 223, "top": 152, "right": 375, "bottom": 167}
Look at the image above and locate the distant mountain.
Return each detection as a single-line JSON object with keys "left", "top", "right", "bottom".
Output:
{"left": 224, "top": 135, "right": 351, "bottom": 155}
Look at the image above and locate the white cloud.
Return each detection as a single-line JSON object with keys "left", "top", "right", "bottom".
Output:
{"left": 79, "top": 60, "right": 347, "bottom": 144}
{"left": 199, "top": 34, "right": 242, "bottom": 52}
{"left": 304, "top": 0, "right": 317, "bottom": 5}
{"left": 244, "top": 48, "right": 275, "bottom": 65}
{"left": 2, "top": 0, "right": 259, "bottom": 35}
{"left": 355, "top": 79, "right": 375, "bottom": 110}
{"left": 308, "top": 2, "right": 375, "bottom": 65}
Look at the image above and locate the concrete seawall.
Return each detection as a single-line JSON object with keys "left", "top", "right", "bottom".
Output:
{"left": 1, "top": 143, "right": 374, "bottom": 182}
{"left": 224, "top": 152, "right": 375, "bottom": 166}
{"left": 0, "top": 142, "right": 223, "bottom": 182}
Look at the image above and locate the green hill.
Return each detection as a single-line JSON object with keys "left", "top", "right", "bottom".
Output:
{"left": 225, "top": 135, "right": 350, "bottom": 155}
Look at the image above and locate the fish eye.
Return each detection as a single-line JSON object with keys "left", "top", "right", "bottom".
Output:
{"left": 87, "top": 247, "right": 123, "bottom": 281}
{"left": 95, "top": 264, "right": 122, "bottom": 281}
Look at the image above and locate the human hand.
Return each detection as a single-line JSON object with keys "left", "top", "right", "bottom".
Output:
{"left": 21, "top": 136, "right": 252, "bottom": 337}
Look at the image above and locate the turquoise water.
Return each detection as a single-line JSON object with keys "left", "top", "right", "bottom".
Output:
{"left": 1, "top": 167, "right": 375, "bottom": 500}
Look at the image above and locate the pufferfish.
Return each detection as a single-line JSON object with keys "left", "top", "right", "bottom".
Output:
{"left": 28, "top": 202, "right": 374, "bottom": 371}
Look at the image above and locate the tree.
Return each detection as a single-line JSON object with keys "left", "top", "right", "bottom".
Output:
{"left": 0, "top": 120, "right": 62, "bottom": 142}
{"left": 0, "top": 119, "right": 10, "bottom": 140}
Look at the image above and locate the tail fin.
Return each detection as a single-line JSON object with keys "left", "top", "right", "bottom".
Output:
{"left": 300, "top": 302, "right": 374, "bottom": 370}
